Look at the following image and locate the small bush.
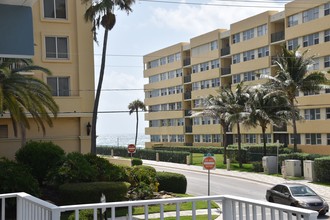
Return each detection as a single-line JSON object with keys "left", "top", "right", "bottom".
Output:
{"left": 0, "top": 158, "right": 40, "bottom": 196}
{"left": 314, "top": 156, "right": 330, "bottom": 182}
{"left": 156, "top": 172, "right": 187, "bottom": 194}
{"left": 251, "top": 161, "right": 263, "bottom": 172}
{"left": 131, "top": 158, "right": 143, "bottom": 166}
{"left": 59, "top": 182, "right": 130, "bottom": 205}
{"left": 15, "top": 141, "right": 65, "bottom": 185}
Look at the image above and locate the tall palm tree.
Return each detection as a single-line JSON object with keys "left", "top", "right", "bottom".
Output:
{"left": 81, "top": 0, "right": 135, "bottom": 154}
{"left": 128, "top": 99, "right": 146, "bottom": 147}
{"left": 0, "top": 58, "right": 59, "bottom": 146}
{"left": 262, "top": 46, "right": 328, "bottom": 152}
{"left": 191, "top": 95, "right": 230, "bottom": 164}
{"left": 246, "top": 85, "right": 290, "bottom": 156}
{"left": 219, "top": 83, "right": 250, "bottom": 168}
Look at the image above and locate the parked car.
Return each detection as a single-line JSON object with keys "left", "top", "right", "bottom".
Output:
{"left": 266, "top": 183, "right": 329, "bottom": 215}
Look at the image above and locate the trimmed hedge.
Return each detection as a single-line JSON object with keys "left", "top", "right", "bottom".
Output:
{"left": 156, "top": 172, "right": 187, "bottom": 194}
{"left": 131, "top": 158, "right": 143, "bottom": 166}
{"left": 97, "top": 147, "right": 190, "bottom": 164}
{"left": 314, "top": 156, "right": 330, "bottom": 182}
{"left": 15, "top": 141, "right": 65, "bottom": 185}
{"left": 59, "top": 182, "right": 130, "bottom": 205}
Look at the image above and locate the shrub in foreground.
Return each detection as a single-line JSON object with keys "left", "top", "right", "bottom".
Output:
{"left": 59, "top": 182, "right": 130, "bottom": 205}
{"left": 156, "top": 171, "right": 187, "bottom": 194}
{"left": 15, "top": 141, "right": 65, "bottom": 185}
{"left": 314, "top": 156, "right": 330, "bottom": 182}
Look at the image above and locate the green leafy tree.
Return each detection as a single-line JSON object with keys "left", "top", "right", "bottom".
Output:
{"left": 0, "top": 58, "right": 59, "bottom": 145}
{"left": 246, "top": 85, "right": 290, "bottom": 156}
{"left": 81, "top": 0, "right": 136, "bottom": 154}
{"left": 262, "top": 46, "right": 329, "bottom": 152}
{"left": 191, "top": 95, "right": 230, "bottom": 164}
{"left": 128, "top": 99, "right": 146, "bottom": 146}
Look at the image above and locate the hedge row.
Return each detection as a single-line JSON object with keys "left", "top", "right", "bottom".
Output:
{"left": 314, "top": 157, "right": 330, "bottom": 182}
{"left": 97, "top": 147, "right": 190, "bottom": 164}
{"left": 152, "top": 146, "right": 223, "bottom": 154}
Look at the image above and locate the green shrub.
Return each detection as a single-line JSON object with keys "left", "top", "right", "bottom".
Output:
{"left": 59, "top": 182, "right": 130, "bottom": 205}
{"left": 47, "top": 152, "right": 97, "bottom": 186}
{"left": 0, "top": 158, "right": 40, "bottom": 196}
{"left": 314, "top": 156, "right": 330, "bottom": 182}
{"left": 126, "top": 165, "right": 158, "bottom": 200}
{"left": 156, "top": 172, "right": 187, "bottom": 194}
{"left": 15, "top": 141, "right": 65, "bottom": 185}
{"left": 131, "top": 158, "right": 143, "bottom": 166}
{"left": 251, "top": 161, "right": 263, "bottom": 172}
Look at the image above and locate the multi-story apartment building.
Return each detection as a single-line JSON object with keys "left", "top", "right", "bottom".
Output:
{"left": 0, "top": 0, "right": 94, "bottom": 159}
{"left": 143, "top": 0, "right": 330, "bottom": 155}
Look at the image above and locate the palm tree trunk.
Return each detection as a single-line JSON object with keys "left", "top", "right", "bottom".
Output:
{"left": 135, "top": 109, "right": 139, "bottom": 146}
{"left": 91, "top": 29, "right": 109, "bottom": 154}
{"left": 262, "top": 126, "right": 267, "bottom": 156}
{"left": 237, "top": 122, "right": 242, "bottom": 168}
{"left": 20, "top": 123, "right": 26, "bottom": 147}
{"left": 222, "top": 123, "right": 227, "bottom": 164}
{"left": 290, "top": 100, "right": 298, "bottom": 152}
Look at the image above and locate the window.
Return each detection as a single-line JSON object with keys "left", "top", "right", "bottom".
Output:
{"left": 151, "top": 135, "right": 161, "bottom": 142}
{"left": 304, "top": 109, "right": 320, "bottom": 120}
{"left": 149, "top": 60, "right": 159, "bottom": 69}
{"left": 243, "top": 50, "right": 255, "bottom": 61}
{"left": 202, "top": 134, "right": 212, "bottom": 143}
{"left": 149, "top": 75, "right": 159, "bottom": 83}
{"left": 327, "top": 134, "right": 330, "bottom": 145}
{"left": 210, "top": 41, "right": 218, "bottom": 50}
{"left": 258, "top": 46, "right": 269, "bottom": 58}
{"left": 178, "top": 135, "right": 184, "bottom": 142}
{"left": 233, "top": 54, "right": 240, "bottom": 64}
{"left": 47, "top": 77, "right": 70, "bottom": 96}
{"left": 245, "top": 134, "right": 257, "bottom": 143}
{"left": 257, "top": 24, "right": 267, "bottom": 37}
{"left": 305, "top": 133, "right": 321, "bottom": 145}
{"left": 326, "top": 108, "right": 330, "bottom": 119}
{"left": 307, "top": 58, "right": 319, "bottom": 71}
{"left": 176, "top": 69, "right": 182, "bottom": 77}
{"left": 288, "top": 14, "right": 298, "bottom": 27}
{"left": 233, "top": 74, "right": 241, "bottom": 84}
{"left": 161, "top": 88, "right": 167, "bottom": 96}
{"left": 211, "top": 59, "right": 220, "bottom": 69}
{"left": 160, "top": 57, "right": 167, "bottom": 65}
{"left": 260, "top": 134, "right": 272, "bottom": 143}
{"left": 244, "top": 71, "right": 256, "bottom": 82}
{"left": 200, "top": 62, "right": 209, "bottom": 72}
{"left": 303, "top": 33, "right": 319, "bottom": 47}
{"left": 167, "top": 54, "right": 175, "bottom": 63}
{"left": 232, "top": 33, "right": 240, "bottom": 44}
{"left": 162, "top": 135, "right": 168, "bottom": 142}
{"left": 193, "top": 117, "right": 200, "bottom": 125}
{"left": 192, "top": 65, "right": 198, "bottom": 73}
{"left": 0, "top": 125, "right": 8, "bottom": 138}
{"left": 303, "top": 90, "right": 319, "bottom": 96}
{"left": 175, "top": 53, "right": 181, "bottom": 61}
{"left": 325, "top": 3, "right": 330, "bottom": 16}
{"left": 211, "top": 78, "right": 220, "bottom": 87}
{"left": 243, "top": 28, "right": 254, "bottom": 41}
{"left": 303, "top": 7, "right": 319, "bottom": 23}
{"left": 45, "top": 36, "right": 69, "bottom": 59}
{"left": 194, "top": 135, "right": 201, "bottom": 143}
{"left": 290, "top": 134, "right": 301, "bottom": 144}
{"left": 287, "top": 38, "right": 298, "bottom": 50}
{"left": 44, "top": 0, "right": 67, "bottom": 19}
{"left": 325, "top": 30, "right": 330, "bottom": 42}
{"left": 325, "top": 56, "right": 330, "bottom": 68}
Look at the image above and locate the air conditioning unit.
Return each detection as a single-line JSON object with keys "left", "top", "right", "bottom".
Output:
{"left": 303, "top": 160, "right": 315, "bottom": 181}
{"left": 262, "top": 156, "right": 277, "bottom": 174}
{"left": 285, "top": 160, "right": 302, "bottom": 177}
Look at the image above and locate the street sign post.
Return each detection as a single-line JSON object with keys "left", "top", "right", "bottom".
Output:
{"left": 127, "top": 144, "right": 136, "bottom": 159}
{"left": 203, "top": 153, "right": 216, "bottom": 196}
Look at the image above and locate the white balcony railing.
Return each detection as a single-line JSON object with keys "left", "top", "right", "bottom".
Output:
{"left": 0, "top": 192, "right": 318, "bottom": 220}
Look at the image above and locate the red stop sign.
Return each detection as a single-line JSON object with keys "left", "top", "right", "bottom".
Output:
{"left": 203, "top": 156, "right": 216, "bottom": 170}
{"left": 127, "top": 144, "right": 136, "bottom": 153}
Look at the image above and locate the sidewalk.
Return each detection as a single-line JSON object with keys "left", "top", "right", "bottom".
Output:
{"left": 143, "top": 159, "right": 330, "bottom": 203}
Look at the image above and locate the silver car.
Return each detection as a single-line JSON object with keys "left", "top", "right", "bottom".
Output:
{"left": 266, "top": 183, "right": 329, "bottom": 216}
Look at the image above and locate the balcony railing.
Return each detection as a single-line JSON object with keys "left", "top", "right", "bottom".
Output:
{"left": 221, "top": 47, "right": 230, "bottom": 56}
{"left": 221, "top": 67, "right": 231, "bottom": 75}
{"left": 185, "top": 110, "right": 191, "bottom": 116}
{"left": 184, "top": 92, "right": 191, "bottom": 100}
{"left": 184, "top": 75, "right": 191, "bottom": 83}
{"left": 185, "top": 125, "right": 192, "bottom": 133}
{"left": 271, "top": 31, "right": 285, "bottom": 43}
{"left": 183, "top": 58, "right": 191, "bottom": 66}
{"left": 0, "top": 192, "right": 318, "bottom": 220}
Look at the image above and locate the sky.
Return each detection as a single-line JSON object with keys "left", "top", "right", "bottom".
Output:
{"left": 92, "top": 0, "right": 287, "bottom": 136}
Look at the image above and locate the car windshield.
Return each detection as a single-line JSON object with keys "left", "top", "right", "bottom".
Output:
{"left": 289, "top": 186, "right": 317, "bottom": 196}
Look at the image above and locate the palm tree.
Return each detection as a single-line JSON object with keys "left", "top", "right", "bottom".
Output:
{"left": 191, "top": 95, "right": 230, "bottom": 164}
{"left": 219, "top": 83, "right": 250, "bottom": 168}
{"left": 81, "top": 0, "right": 136, "bottom": 154}
{"left": 0, "top": 58, "right": 59, "bottom": 146}
{"left": 128, "top": 99, "right": 146, "bottom": 147}
{"left": 246, "top": 85, "right": 289, "bottom": 156}
{"left": 262, "top": 46, "right": 328, "bottom": 152}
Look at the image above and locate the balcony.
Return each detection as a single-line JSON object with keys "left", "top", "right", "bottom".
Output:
{"left": 221, "top": 47, "right": 230, "bottom": 56}
{"left": 185, "top": 110, "right": 191, "bottom": 116}
{"left": 185, "top": 125, "right": 192, "bottom": 133}
{"left": 221, "top": 67, "right": 231, "bottom": 75}
{"left": 0, "top": 192, "right": 318, "bottom": 220}
{"left": 183, "top": 58, "right": 191, "bottom": 66}
{"left": 184, "top": 91, "right": 191, "bottom": 100}
{"left": 271, "top": 31, "right": 285, "bottom": 43}
{"left": 184, "top": 75, "right": 191, "bottom": 83}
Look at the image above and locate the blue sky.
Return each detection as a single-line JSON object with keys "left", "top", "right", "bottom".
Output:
{"left": 92, "top": 0, "right": 286, "bottom": 135}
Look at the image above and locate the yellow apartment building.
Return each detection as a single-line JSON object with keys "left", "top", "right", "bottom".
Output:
{"left": 0, "top": 0, "right": 94, "bottom": 159}
{"left": 143, "top": 0, "right": 330, "bottom": 155}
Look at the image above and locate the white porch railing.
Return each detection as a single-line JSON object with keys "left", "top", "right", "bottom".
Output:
{"left": 0, "top": 192, "right": 318, "bottom": 220}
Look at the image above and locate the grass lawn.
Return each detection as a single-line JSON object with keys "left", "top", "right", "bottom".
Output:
{"left": 191, "top": 153, "right": 254, "bottom": 172}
